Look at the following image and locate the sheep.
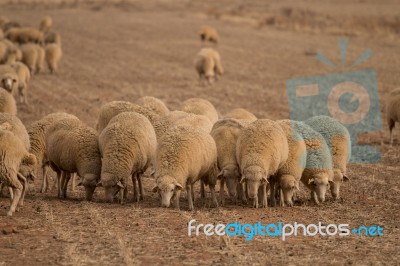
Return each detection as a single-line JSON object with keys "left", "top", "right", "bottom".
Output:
{"left": 386, "top": 88, "right": 400, "bottom": 146}
{"left": 194, "top": 48, "right": 224, "bottom": 84}
{"left": 0, "top": 128, "right": 37, "bottom": 216}
{"left": 0, "top": 89, "right": 17, "bottom": 115}
{"left": 152, "top": 125, "right": 218, "bottom": 210}
{"left": 28, "top": 112, "right": 80, "bottom": 193}
{"left": 135, "top": 96, "right": 169, "bottom": 117}
{"left": 39, "top": 16, "right": 52, "bottom": 33}
{"left": 5, "top": 27, "right": 44, "bottom": 45}
{"left": 224, "top": 108, "right": 257, "bottom": 123}
{"left": 0, "top": 64, "right": 19, "bottom": 93}
{"left": 20, "top": 43, "right": 43, "bottom": 73}
{"left": 11, "top": 62, "right": 31, "bottom": 104}
{"left": 199, "top": 25, "right": 219, "bottom": 44}
{"left": 236, "top": 119, "right": 289, "bottom": 208}
{"left": 304, "top": 116, "right": 351, "bottom": 200}
{"left": 0, "top": 39, "right": 21, "bottom": 64}
{"left": 98, "top": 112, "right": 157, "bottom": 203}
{"left": 293, "top": 122, "right": 334, "bottom": 204}
{"left": 96, "top": 101, "right": 159, "bottom": 133}
{"left": 44, "top": 31, "right": 61, "bottom": 45}
{"left": 180, "top": 98, "right": 219, "bottom": 124}
{"left": 45, "top": 117, "right": 101, "bottom": 200}
{"left": 210, "top": 118, "right": 246, "bottom": 205}
{"left": 274, "top": 120, "right": 307, "bottom": 207}
{"left": 45, "top": 43, "right": 62, "bottom": 74}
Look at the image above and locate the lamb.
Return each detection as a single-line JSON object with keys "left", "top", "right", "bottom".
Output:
{"left": 274, "top": 120, "right": 307, "bottom": 207}
{"left": 39, "top": 16, "right": 52, "bottom": 32}
{"left": 294, "top": 122, "right": 334, "bottom": 204}
{"left": 28, "top": 112, "right": 80, "bottom": 193}
{"left": 199, "top": 25, "right": 219, "bottom": 44}
{"left": 180, "top": 98, "right": 219, "bottom": 124}
{"left": 96, "top": 101, "right": 159, "bottom": 133}
{"left": 45, "top": 43, "right": 62, "bottom": 74}
{"left": 5, "top": 27, "right": 44, "bottom": 45}
{"left": 223, "top": 108, "right": 257, "bottom": 123}
{"left": 98, "top": 112, "right": 157, "bottom": 203}
{"left": 194, "top": 48, "right": 224, "bottom": 84}
{"left": 11, "top": 62, "right": 31, "bottom": 104}
{"left": 44, "top": 31, "right": 61, "bottom": 45}
{"left": 236, "top": 119, "right": 289, "bottom": 208}
{"left": 20, "top": 43, "right": 45, "bottom": 73}
{"left": 0, "top": 64, "right": 19, "bottom": 93}
{"left": 386, "top": 88, "right": 400, "bottom": 146}
{"left": 304, "top": 116, "right": 351, "bottom": 200}
{"left": 45, "top": 117, "right": 101, "bottom": 200}
{"left": 210, "top": 118, "right": 246, "bottom": 205}
{"left": 135, "top": 96, "right": 169, "bottom": 117}
{"left": 152, "top": 125, "right": 218, "bottom": 210}
{"left": 0, "top": 128, "right": 37, "bottom": 216}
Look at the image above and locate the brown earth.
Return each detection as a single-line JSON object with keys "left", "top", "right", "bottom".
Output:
{"left": 0, "top": 0, "right": 399, "bottom": 265}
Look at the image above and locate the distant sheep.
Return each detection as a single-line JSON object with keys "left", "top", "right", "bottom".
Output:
{"left": 386, "top": 88, "right": 400, "bottom": 146}
{"left": 194, "top": 48, "right": 223, "bottom": 84}
{"left": 199, "top": 25, "right": 219, "bottom": 44}
{"left": 224, "top": 108, "right": 257, "bottom": 123}
{"left": 135, "top": 96, "right": 169, "bottom": 117}
{"left": 153, "top": 125, "right": 218, "bottom": 210}
{"left": 11, "top": 62, "right": 31, "bottom": 104}
{"left": 6, "top": 27, "right": 44, "bottom": 45}
{"left": 236, "top": 119, "right": 289, "bottom": 208}
{"left": 20, "top": 43, "right": 45, "bottom": 74}
{"left": 99, "top": 112, "right": 157, "bottom": 203}
{"left": 0, "top": 89, "right": 17, "bottom": 115}
{"left": 180, "top": 98, "right": 219, "bottom": 124}
{"left": 45, "top": 43, "right": 62, "bottom": 74}
{"left": 305, "top": 116, "right": 351, "bottom": 200}
{"left": 0, "top": 64, "right": 19, "bottom": 93}
{"left": 39, "top": 16, "right": 52, "bottom": 32}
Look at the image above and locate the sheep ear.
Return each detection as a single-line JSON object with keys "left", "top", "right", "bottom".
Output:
{"left": 343, "top": 175, "right": 350, "bottom": 182}
{"left": 240, "top": 176, "right": 246, "bottom": 184}
{"left": 22, "top": 153, "right": 37, "bottom": 166}
{"left": 29, "top": 173, "right": 37, "bottom": 181}
{"left": 152, "top": 186, "right": 159, "bottom": 193}
{"left": 329, "top": 180, "right": 336, "bottom": 186}
{"left": 17, "top": 172, "right": 26, "bottom": 181}
{"left": 261, "top": 176, "right": 268, "bottom": 185}
{"left": 96, "top": 181, "right": 102, "bottom": 187}
{"left": 295, "top": 183, "right": 300, "bottom": 191}
{"left": 308, "top": 178, "right": 315, "bottom": 185}
{"left": 77, "top": 181, "right": 83, "bottom": 186}
{"left": 116, "top": 181, "right": 124, "bottom": 189}
{"left": 175, "top": 182, "right": 183, "bottom": 190}
{"left": 217, "top": 170, "right": 225, "bottom": 180}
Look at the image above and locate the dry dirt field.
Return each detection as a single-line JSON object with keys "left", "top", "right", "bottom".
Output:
{"left": 0, "top": 0, "right": 399, "bottom": 265}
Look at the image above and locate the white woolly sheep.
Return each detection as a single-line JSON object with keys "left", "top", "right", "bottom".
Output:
{"left": 45, "top": 43, "right": 62, "bottom": 74}
{"left": 11, "top": 62, "right": 31, "bottom": 104}
{"left": 223, "top": 108, "right": 257, "bottom": 123}
{"left": 0, "top": 89, "right": 17, "bottom": 116}
{"left": 135, "top": 96, "right": 169, "bottom": 117}
{"left": 0, "top": 129, "right": 36, "bottom": 216}
{"left": 20, "top": 43, "right": 45, "bottom": 74}
{"left": 28, "top": 112, "right": 80, "bottom": 193}
{"left": 194, "top": 48, "right": 224, "bottom": 84}
{"left": 98, "top": 112, "right": 157, "bottom": 203}
{"left": 45, "top": 117, "right": 101, "bottom": 200}
{"left": 386, "top": 88, "right": 400, "bottom": 146}
{"left": 0, "top": 64, "right": 19, "bottom": 93}
{"left": 44, "top": 31, "right": 61, "bottom": 45}
{"left": 180, "top": 98, "right": 219, "bottom": 124}
{"left": 39, "top": 16, "right": 52, "bottom": 32}
{"left": 274, "top": 120, "right": 307, "bottom": 207}
{"left": 210, "top": 118, "right": 246, "bottom": 205}
{"left": 96, "top": 101, "right": 159, "bottom": 133}
{"left": 199, "top": 25, "right": 219, "bottom": 44}
{"left": 152, "top": 125, "right": 218, "bottom": 210}
{"left": 236, "top": 119, "right": 289, "bottom": 208}
{"left": 294, "top": 122, "right": 334, "bottom": 204}
{"left": 6, "top": 27, "right": 44, "bottom": 45}
{"left": 305, "top": 116, "right": 351, "bottom": 200}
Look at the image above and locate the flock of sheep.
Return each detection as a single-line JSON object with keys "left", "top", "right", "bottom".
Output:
{"left": 0, "top": 21, "right": 399, "bottom": 217}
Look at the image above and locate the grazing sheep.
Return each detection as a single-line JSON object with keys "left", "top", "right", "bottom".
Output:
{"left": 39, "top": 16, "right": 52, "bottom": 32}
{"left": 20, "top": 43, "right": 44, "bottom": 73}
{"left": 44, "top": 31, "right": 61, "bottom": 45}
{"left": 274, "top": 120, "right": 307, "bottom": 207}
{"left": 199, "top": 25, "right": 219, "bottom": 44}
{"left": 386, "top": 88, "right": 400, "bottom": 146}
{"left": 45, "top": 43, "right": 62, "bottom": 74}
{"left": 5, "top": 27, "right": 44, "bottom": 45}
{"left": 294, "top": 122, "right": 334, "bottom": 204}
{"left": 98, "top": 112, "right": 157, "bottom": 203}
{"left": 0, "top": 64, "right": 19, "bottom": 93}
{"left": 135, "top": 96, "right": 169, "bottom": 117}
{"left": 194, "top": 48, "right": 224, "bottom": 84}
{"left": 152, "top": 125, "right": 218, "bottom": 210}
{"left": 224, "top": 108, "right": 257, "bottom": 123}
{"left": 210, "top": 118, "right": 246, "bottom": 205}
{"left": 236, "top": 119, "right": 289, "bottom": 208}
{"left": 96, "top": 101, "right": 159, "bottom": 133}
{"left": 0, "top": 129, "right": 37, "bottom": 216}
{"left": 305, "top": 116, "right": 351, "bottom": 200}
{"left": 28, "top": 112, "right": 80, "bottom": 193}
{"left": 45, "top": 117, "right": 101, "bottom": 200}
{"left": 180, "top": 98, "right": 219, "bottom": 124}
{"left": 11, "top": 62, "right": 31, "bottom": 104}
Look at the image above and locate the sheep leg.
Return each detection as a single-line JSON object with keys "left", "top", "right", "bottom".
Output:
{"left": 209, "top": 184, "right": 218, "bottom": 208}
{"left": 40, "top": 165, "right": 49, "bottom": 193}
{"left": 17, "top": 174, "right": 27, "bottom": 208}
{"left": 120, "top": 186, "right": 125, "bottom": 204}
{"left": 174, "top": 189, "right": 181, "bottom": 210}
{"left": 269, "top": 178, "right": 276, "bottom": 207}
{"left": 261, "top": 184, "right": 268, "bottom": 208}
{"left": 279, "top": 189, "right": 285, "bottom": 207}
{"left": 252, "top": 195, "right": 259, "bottom": 208}
{"left": 138, "top": 174, "right": 144, "bottom": 200}
{"left": 70, "top": 173, "right": 76, "bottom": 192}
{"left": 7, "top": 186, "right": 22, "bottom": 216}
{"left": 62, "top": 172, "right": 71, "bottom": 198}
{"left": 57, "top": 171, "right": 63, "bottom": 198}
{"left": 388, "top": 119, "right": 394, "bottom": 146}
{"left": 311, "top": 191, "right": 319, "bottom": 205}
{"left": 187, "top": 183, "right": 194, "bottom": 211}
{"left": 239, "top": 183, "right": 247, "bottom": 204}
{"left": 190, "top": 182, "right": 195, "bottom": 203}
{"left": 8, "top": 186, "right": 14, "bottom": 202}
{"left": 219, "top": 178, "right": 225, "bottom": 205}
{"left": 131, "top": 173, "right": 139, "bottom": 202}
{"left": 200, "top": 180, "right": 205, "bottom": 198}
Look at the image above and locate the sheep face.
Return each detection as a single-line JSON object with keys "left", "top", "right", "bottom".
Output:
{"left": 153, "top": 176, "right": 183, "bottom": 208}
{"left": 103, "top": 181, "right": 124, "bottom": 203}
{"left": 218, "top": 165, "right": 241, "bottom": 200}
{"left": 19, "top": 153, "right": 38, "bottom": 182}
{"left": 309, "top": 173, "right": 330, "bottom": 203}
{"left": 280, "top": 175, "right": 299, "bottom": 207}
{"left": 330, "top": 169, "right": 349, "bottom": 200}
{"left": 240, "top": 166, "right": 268, "bottom": 200}
{"left": 81, "top": 174, "right": 99, "bottom": 201}
{"left": 1, "top": 75, "right": 17, "bottom": 93}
